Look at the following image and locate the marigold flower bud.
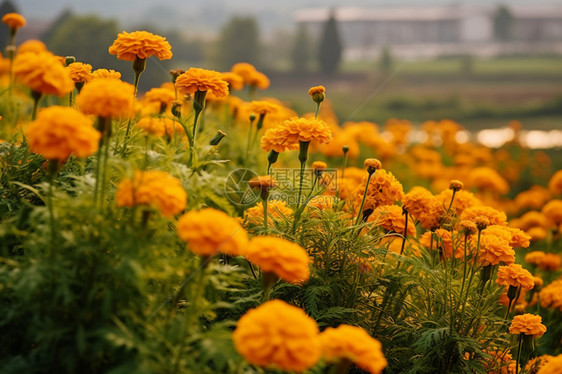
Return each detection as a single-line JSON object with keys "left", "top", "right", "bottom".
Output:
{"left": 308, "top": 85, "right": 326, "bottom": 104}
{"left": 449, "top": 179, "right": 464, "bottom": 191}
{"left": 364, "top": 158, "right": 382, "bottom": 175}
{"left": 209, "top": 130, "right": 226, "bottom": 146}
{"left": 65, "top": 56, "right": 76, "bottom": 67}
{"left": 475, "top": 216, "right": 491, "bottom": 231}
{"left": 459, "top": 220, "right": 477, "bottom": 236}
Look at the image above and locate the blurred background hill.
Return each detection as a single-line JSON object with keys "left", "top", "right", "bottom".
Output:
{"left": 2, "top": 0, "right": 562, "bottom": 146}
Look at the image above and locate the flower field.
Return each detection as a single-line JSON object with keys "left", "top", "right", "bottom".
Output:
{"left": 1, "top": 15, "right": 562, "bottom": 374}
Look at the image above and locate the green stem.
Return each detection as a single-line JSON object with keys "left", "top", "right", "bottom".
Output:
{"left": 31, "top": 91, "right": 42, "bottom": 120}
{"left": 355, "top": 172, "right": 373, "bottom": 225}
{"left": 515, "top": 334, "right": 523, "bottom": 374}
{"left": 99, "top": 130, "right": 111, "bottom": 212}
{"left": 262, "top": 197, "right": 268, "bottom": 231}
{"left": 446, "top": 189, "right": 457, "bottom": 214}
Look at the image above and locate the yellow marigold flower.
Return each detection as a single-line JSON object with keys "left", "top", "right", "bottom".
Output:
{"left": 25, "top": 106, "right": 100, "bottom": 161}
{"left": 175, "top": 67, "right": 229, "bottom": 97}
{"left": 233, "top": 299, "right": 321, "bottom": 372}
{"left": 283, "top": 116, "right": 333, "bottom": 144}
{"left": 76, "top": 78, "right": 134, "bottom": 118}
{"left": 460, "top": 206, "right": 507, "bottom": 227}
{"left": 479, "top": 228, "right": 515, "bottom": 266}
{"left": 542, "top": 199, "right": 562, "bottom": 226}
{"left": 245, "top": 236, "right": 310, "bottom": 284}
{"left": 525, "top": 251, "right": 546, "bottom": 266}
{"left": 244, "top": 200, "right": 293, "bottom": 225}
{"left": 13, "top": 50, "right": 74, "bottom": 96}
{"left": 548, "top": 170, "right": 562, "bottom": 195}
{"left": 537, "top": 253, "right": 561, "bottom": 271}
{"left": 320, "top": 325, "right": 387, "bottom": 374}
{"left": 176, "top": 208, "right": 248, "bottom": 257}
{"left": 144, "top": 87, "right": 175, "bottom": 106}
{"left": 231, "top": 62, "right": 256, "bottom": 81}
{"left": 437, "top": 189, "right": 481, "bottom": 217}
{"left": 108, "top": 30, "right": 172, "bottom": 61}
{"left": 467, "top": 167, "right": 509, "bottom": 194}
{"left": 66, "top": 62, "right": 93, "bottom": 83}
{"left": 312, "top": 161, "right": 327, "bottom": 171}
{"left": 370, "top": 205, "right": 416, "bottom": 237}
{"left": 496, "top": 264, "right": 534, "bottom": 290}
{"left": 92, "top": 68, "right": 121, "bottom": 80}
{"left": 115, "top": 170, "right": 187, "bottom": 217}
{"left": 514, "top": 186, "right": 551, "bottom": 211}
{"left": 484, "top": 225, "right": 530, "bottom": 249}
{"left": 2, "top": 13, "right": 26, "bottom": 29}
{"left": 403, "top": 186, "right": 444, "bottom": 230}
{"left": 246, "top": 100, "right": 281, "bottom": 116}
{"left": 509, "top": 314, "right": 546, "bottom": 337}
{"left": 540, "top": 279, "right": 562, "bottom": 311}
{"left": 537, "top": 354, "right": 562, "bottom": 374}
{"left": 17, "top": 39, "right": 46, "bottom": 54}
{"left": 220, "top": 72, "right": 244, "bottom": 90}
{"left": 354, "top": 169, "right": 404, "bottom": 212}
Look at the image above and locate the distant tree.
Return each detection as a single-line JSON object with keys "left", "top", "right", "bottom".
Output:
{"left": 318, "top": 9, "right": 342, "bottom": 76}
{"left": 379, "top": 45, "right": 392, "bottom": 74}
{"left": 494, "top": 5, "right": 513, "bottom": 42}
{"left": 218, "top": 16, "right": 259, "bottom": 70}
{"left": 291, "top": 24, "right": 311, "bottom": 73}
{"left": 0, "top": 0, "right": 18, "bottom": 49}
{"left": 40, "top": 9, "right": 73, "bottom": 43}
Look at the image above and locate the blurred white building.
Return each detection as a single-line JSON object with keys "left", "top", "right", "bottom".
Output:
{"left": 294, "top": 5, "right": 562, "bottom": 59}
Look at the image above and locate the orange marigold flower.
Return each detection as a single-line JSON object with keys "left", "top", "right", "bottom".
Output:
{"left": 175, "top": 67, "right": 229, "bottom": 97}
{"left": 509, "top": 314, "right": 546, "bottom": 337}
{"left": 246, "top": 100, "right": 281, "bottom": 116}
{"left": 220, "top": 72, "right": 244, "bottom": 90}
{"left": 484, "top": 225, "right": 530, "bottom": 249}
{"left": 13, "top": 50, "right": 74, "bottom": 96}
{"left": 244, "top": 200, "right": 293, "bottom": 225}
{"left": 548, "top": 170, "right": 562, "bottom": 195}
{"left": 479, "top": 228, "right": 515, "bottom": 266}
{"left": 364, "top": 158, "right": 382, "bottom": 173}
{"left": 144, "top": 87, "right": 175, "bottom": 106}
{"left": 233, "top": 299, "right": 321, "bottom": 372}
{"left": 542, "top": 199, "right": 562, "bottom": 226}
{"left": 245, "top": 236, "right": 310, "bottom": 284}
{"left": 514, "top": 186, "right": 551, "bottom": 211}
{"left": 115, "top": 170, "right": 187, "bottom": 217}
{"left": 2, "top": 13, "right": 26, "bottom": 29}
{"left": 77, "top": 78, "right": 134, "bottom": 118}
{"left": 108, "top": 30, "right": 172, "bottom": 61}
{"left": 312, "top": 161, "right": 327, "bottom": 171}
{"left": 403, "top": 186, "right": 444, "bottom": 230}
{"left": 261, "top": 126, "right": 299, "bottom": 153}
{"left": 136, "top": 116, "right": 179, "bottom": 137}
{"left": 320, "top": 325, "right": 387, "bottom": 374}
{"left": 525, "top": 355, "right": 552, "bottom": 374}
{"left": 247, "top": 70, "right": 270, "bottom": 89}
{"left": 449, "top": 179, "right": 464, "bottom": 191}
{"left": 513, "top": 211, "right": 549, "bottom": 231}
{"left": 282, "top": 116, "right": 333, "bottom": 144}
{"left": 230, "top": 62, "right": 256, "bottom": 81}
{"left": 176, "top": 208, "right": 248, "bottom": 257}
{"left": 496, "top": 264, "right": 535, "bottom": 290}
{"left": 537, "top": 253, "right": 561, "bottom": 271}
{"left": 539, "top": 279, "right": 562, "bottom": 311}
{"left": 419, "top": 229, "right": 464, "bottom": 259}
{"left": 460, "top": 205, "right": 507, "bottom": 226}
{"left": 370, "top": 205, "right": 416, "bottom": 237}
{"left": 248, "top": 175, "right": 277, "bottom": 191}
{"left": 479, "top": 349, "right": 518, "bottom": 374}
{"left": 459, "top": 220, "right": 478, "bottom": 235}
{"left": 537, "top": 354, "right": 562, "bottom": 374}
{"left": 17, "top": 39, "right": 46, "bottom": 54}
{"left": 25, "top": 106, "right": 100, "bottom": 161}
{"left": 467, "top": 167, "right": 509, "bottom": 194}
{"left": 92, "top": 68, "right": 121, "bottom": 80}
{"left": 66, "top": 62, "right": 93, "bottom": 83}
{"left": 354, "top": 169, "right": 404, "bottom": 212}
{"left": 525, "top": 251, "right": 546, "bottom": 266}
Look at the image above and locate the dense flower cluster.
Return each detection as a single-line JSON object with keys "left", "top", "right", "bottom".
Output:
{"left": 370, "top": 205, "right": 416, "bottom": 237}
{"left": 245, "top": 236, "right": 311, "bottom": 284}
{"left": 403, "top": 186, "right": 444, "bottom": 230}
{"left": 233, "top": 300, "right": 321, "bottom": 372}
{"left": 354, "top": 169, "right": 404, "bottom": 212}
{"left": 244, "top": 200, "right": 293, "bottom": 225}
{"left": 478, "top": 227, "right": 515, "bottom": 266}
{"left": 539, "top": 279, "right": 562, "bottom": 311}
{"left": 175, "top": 67, "right": 229, "bottom": 97}
{"left": 320, "top": 325, "right": 387, "bottom": 374}
{"left": 537, "top": 354, "right": 562, "bottom": 374}
{"left": 282, "top": 117, "right": 333, "bottom": 144}
{"left": 25, "top": 106, "right": 100, "bottom": 161}
{"left": 115, "top": 170, "right": 187, "bottom": 217}
{"left": 108, "top": 30, "right": 172, "bottom": 61}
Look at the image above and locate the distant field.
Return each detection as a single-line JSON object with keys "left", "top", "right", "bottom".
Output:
{"left": 267, "top": 56, "right": 562, "bottom": 131}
